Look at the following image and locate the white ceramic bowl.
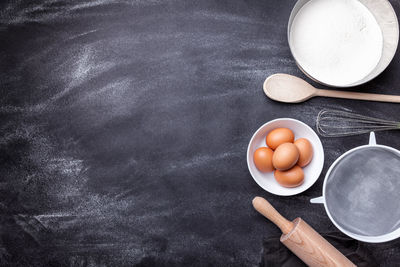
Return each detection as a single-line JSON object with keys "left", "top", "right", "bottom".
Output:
{"left": 247, "top": 118, "right": 324, "bottom": 196}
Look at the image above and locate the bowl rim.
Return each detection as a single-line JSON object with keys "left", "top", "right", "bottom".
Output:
{"left": 247, "top": 118, "right": 324, "bottom": 196}
{"left": 287, "top": 0, "right": 400, "bottom": 88}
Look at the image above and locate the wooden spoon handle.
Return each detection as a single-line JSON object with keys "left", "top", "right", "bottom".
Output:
{"left": 316, "top": 89, "right": 400, "bottom": 103}
{"left": 252, "top": 196, "right": 294, "bottom": 234}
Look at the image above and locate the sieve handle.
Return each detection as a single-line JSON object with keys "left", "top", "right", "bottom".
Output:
{"left": 310, "top": 196, "right": 324, "bottom": 204}
{"left": 369, "top": 132, "right": 376, "bottom": 145}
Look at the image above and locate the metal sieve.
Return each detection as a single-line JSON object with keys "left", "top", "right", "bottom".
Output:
{"left": 311, "top": 132, "right": 400, "bottom": 243}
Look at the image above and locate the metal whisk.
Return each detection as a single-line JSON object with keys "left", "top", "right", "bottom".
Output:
{"left": 316, "top": 109, "right": 400, "bottom": 137}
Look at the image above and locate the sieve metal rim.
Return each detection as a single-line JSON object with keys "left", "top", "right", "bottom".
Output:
{"left": 316, "top": 132, "right": 400, "bottom": 243}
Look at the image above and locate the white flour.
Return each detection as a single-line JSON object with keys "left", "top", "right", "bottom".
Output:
{"left": 290, "top": 0, "right": 383, "bottom": 86}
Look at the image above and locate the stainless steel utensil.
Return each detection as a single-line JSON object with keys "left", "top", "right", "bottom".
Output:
{"left": 316, "top": 109, "right": 400, "bottom": 137}
{"left": 288, "top": 0, "right": 399, "bottom": 87}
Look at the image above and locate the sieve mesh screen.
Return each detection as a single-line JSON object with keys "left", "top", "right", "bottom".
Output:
{"left": 325, "top": 147, "right": 400, "bottom": 236}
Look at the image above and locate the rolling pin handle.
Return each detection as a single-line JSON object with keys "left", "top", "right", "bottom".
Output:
{"left": 252, "top": 196, "right": 294, "bottom": 235}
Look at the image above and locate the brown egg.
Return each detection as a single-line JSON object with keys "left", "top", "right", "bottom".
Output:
{"left": 274, "top": 165, "right": 304, "bottom": 188}
{"left": 266, "top": 128, "right": 295, "bottom": 150}
{"left": 272, "top": 143, "right": 299, "bottom": 171}
{"left": 294, "top": 138, "right": 313, "bottom": 167}
{"left": 253, "top": 147, "right": 275, "bottom": 172}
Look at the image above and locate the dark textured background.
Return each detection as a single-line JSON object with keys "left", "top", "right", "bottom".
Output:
{"left": 1, "top": 0, "right": 400, "bottom": 266}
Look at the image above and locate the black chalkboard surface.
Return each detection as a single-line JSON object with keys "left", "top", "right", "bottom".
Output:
{"left": 1, "top": 0, "right": 400, "bottom": 266}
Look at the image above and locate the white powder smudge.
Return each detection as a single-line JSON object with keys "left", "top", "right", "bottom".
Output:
{"left": 169, "top": 151, "right": 242, "bottom": 171}
{"left": 48, "top": 45, "right": 115, "bottom": 103}
{"left": 0, "top": 0, "right": 165, "bottom": 25}
{"left": 67, "top": 29, "right": 99, "bottom": 41}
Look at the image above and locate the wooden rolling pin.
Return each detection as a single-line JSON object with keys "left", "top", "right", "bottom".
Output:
{"left": 253, "top": 197, "right": 356, "bottom": 267}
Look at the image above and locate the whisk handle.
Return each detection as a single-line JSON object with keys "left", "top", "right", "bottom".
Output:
{"left": 316, "top": 89, "right": 400, "bottom": 103}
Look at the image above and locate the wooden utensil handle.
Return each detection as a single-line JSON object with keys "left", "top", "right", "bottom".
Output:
{"left": 316, "top": 89, "right": 400, "bottom": 103}
{"left": 282, "top": 218, "right": 357, "bottom": 267}
{"left": 252, "top": 197, "right": 294, "bottom": 234}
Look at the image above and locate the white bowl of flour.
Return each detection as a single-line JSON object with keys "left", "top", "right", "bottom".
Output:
{"left": 288, "top": 0, "right": 399, "bottom": 87}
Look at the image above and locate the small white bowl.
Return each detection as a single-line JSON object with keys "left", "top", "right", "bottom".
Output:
{"left": 247, "top": 118, "right": 324, "bottom": 196}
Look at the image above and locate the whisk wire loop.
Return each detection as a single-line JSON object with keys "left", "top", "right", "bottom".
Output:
{"left": 316, "top": 109, "right": 400, "bottom": 137}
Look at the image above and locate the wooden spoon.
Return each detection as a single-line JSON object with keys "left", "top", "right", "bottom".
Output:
{"left": 263, "top": 73, "right": 400, "bottom": 103}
